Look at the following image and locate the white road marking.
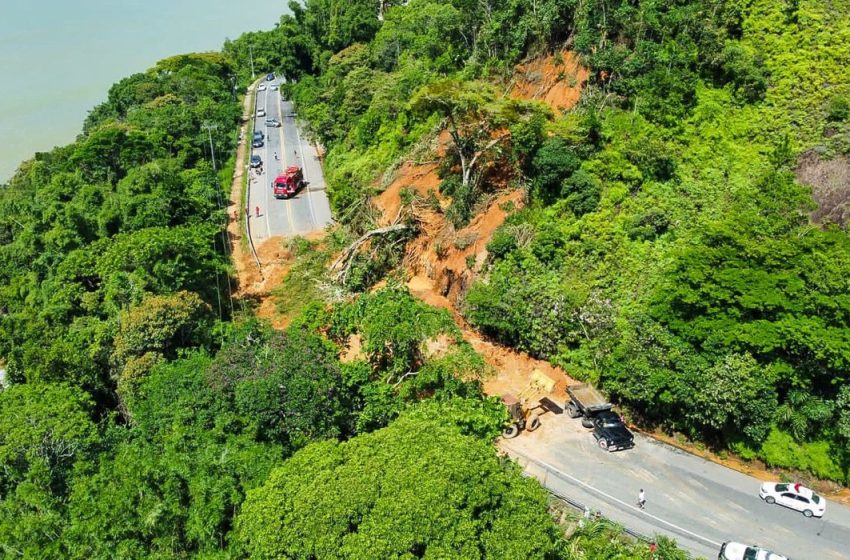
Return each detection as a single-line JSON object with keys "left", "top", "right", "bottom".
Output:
{"left": 277, "top": 98, "right": 295, "bottom": 234}
{"left": 503, "top": 445, "right": 724, "bottom": 549}
{"left": 293, "top": 117, "right": 317, "bottom": 229}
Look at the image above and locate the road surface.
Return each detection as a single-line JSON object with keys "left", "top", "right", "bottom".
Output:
{"left": 502, "top": 412, "right": 850, "bottom": 559}
{"left": 246, "top": 79, "right": 332, "bottom": 243}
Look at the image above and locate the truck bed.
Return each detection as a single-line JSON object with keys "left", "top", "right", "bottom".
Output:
{"left": 567, "top": 383, "right": 612, "bottom": 413}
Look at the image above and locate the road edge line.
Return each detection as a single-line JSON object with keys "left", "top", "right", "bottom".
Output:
{"left": 503, "top": 444, "right": 723, "bottom": 549}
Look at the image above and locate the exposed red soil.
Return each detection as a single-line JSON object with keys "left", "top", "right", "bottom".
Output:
{"left": 511, "top": 51, "right": 589, "bottom": 115}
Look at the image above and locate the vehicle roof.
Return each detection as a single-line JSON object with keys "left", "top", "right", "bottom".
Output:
{"left": 765, "top": 481, "right": 817, "bottom": 498}
{"left": 723, "top": 542, "right": 787, "bottom": 560}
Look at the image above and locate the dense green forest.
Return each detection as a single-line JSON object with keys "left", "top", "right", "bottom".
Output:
{"left": 2, "top": 0, "right": 849, "bottom": 558}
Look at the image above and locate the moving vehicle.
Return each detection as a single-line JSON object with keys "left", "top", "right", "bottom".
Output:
{"left": 718, "top": 541, "right": 788, "bottom": 560}
{"left": 567, "top": 384, "right": 634, "bottom": 451}
{"left": 270, "top": 84, "right": 279, "bottom": 91}
{"left": 256, "top": 108, "right": 266, "bottom": 118}
{"left": 250, "top": 154, "right": 262, "bottom": 168}
{"left": 257, "top": 84, "right": 267, "bottom": 91}
{"left": 264, "top": 118, "right": 281, "bottom": 127}
{"left": 272, "top": 166, "right": 304, "bottom": 199}
{"left": 266, "top": 72, "right": 275, "bottom": 81}
{"left": 759, "top": 482, "right": 825, "bottom": 518}
{"left": 501, "top": 369, "right": 557, "bottom": 438}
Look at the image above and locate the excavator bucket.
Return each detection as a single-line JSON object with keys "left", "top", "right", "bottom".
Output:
{"left": 517, "top": 369, "right": 557, "bottom": 402}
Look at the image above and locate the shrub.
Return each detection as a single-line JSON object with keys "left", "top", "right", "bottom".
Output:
{"left": 759, "top": 428, "right": 846, "bottom": 483}
{"left": 826, "top": 95, "right": 850, "bottom": 122}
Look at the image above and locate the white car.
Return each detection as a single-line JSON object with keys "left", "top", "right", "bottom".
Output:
{"left": 718, "top": 542, "right": 787, "bottom": 560}
{"left": 256, "top": 108, "right": 266, "bottom": 118}
{"left": 270, "top": 84, "right": 278, "bottom": 90}
{"left": 257, "top": 84, "right": 267, "bottom": 91}
{"left": 759, "top": 482, "right": 825, "bottom": 518}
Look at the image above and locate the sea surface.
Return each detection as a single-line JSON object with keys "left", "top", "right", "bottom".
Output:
{"left": 0, "top": 0, "right": 287, "bottom": 181}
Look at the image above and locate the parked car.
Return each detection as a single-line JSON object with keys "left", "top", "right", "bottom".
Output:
{"left": 257, "top": 84, "right": 267, "bottom": 91}
{"left": 252, "top": 137, "right": 264, "bottom": 148}
{"left": 256, "top": 108, "right": 266, "bottom": 118}
{"left": 264, "top": 118, "right": 281, "bottom": 127}
{"left": 759, "top": 482, "right": 825, "bottom": 518}
{"left": 718, "top": 542, "right": 787, "bottom": 560}
{"left": 270, "top": 84, "right": 278, "bottom": 90}
{"left": 253, "top": 130, "right": 264, "bottom": 140}
{"left": 250, "top": 154, "right": 262, "bottom": 168}
{"left": 266, "top": 72, "right": 275, "bottom": 81}
{"left": 591, "top": 411, "right": 634, "bottom": 451}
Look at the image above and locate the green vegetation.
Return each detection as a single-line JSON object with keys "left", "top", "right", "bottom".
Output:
{"left": 5, "top": 0, "right": 848, "bottom": 557}
{"left": 262, "top": 0, "right": 850, "bottom": 484}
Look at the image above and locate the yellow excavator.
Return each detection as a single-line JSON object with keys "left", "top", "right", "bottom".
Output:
{"left": 501, "top": 369, "right": 557, "bottom": 438}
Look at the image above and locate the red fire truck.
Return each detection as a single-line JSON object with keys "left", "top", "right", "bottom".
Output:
{"left": 272, "top": 166, "right": 304, "bottom": 199}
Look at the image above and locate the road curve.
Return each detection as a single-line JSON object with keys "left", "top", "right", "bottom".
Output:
{"left": 502, "top": 412, "right": 850, "bottom": 559}
{"left": 246, "top": 78, "right": 332, "bottom": 245}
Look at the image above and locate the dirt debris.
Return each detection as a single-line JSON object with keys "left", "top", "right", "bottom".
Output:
{"left": 406, "top": 275, "right": 572, "bottom": 403}
{"left": 510, "top": 51, "right": 589, "bottom": 116}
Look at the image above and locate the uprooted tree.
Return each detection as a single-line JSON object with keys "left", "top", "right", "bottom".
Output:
{"left": 410, "top": 79, "right": 551, "bottom": 189}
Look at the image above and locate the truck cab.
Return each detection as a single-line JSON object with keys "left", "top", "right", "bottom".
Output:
{"left": 272, "top": 166, "right": 304, "bottom": 199}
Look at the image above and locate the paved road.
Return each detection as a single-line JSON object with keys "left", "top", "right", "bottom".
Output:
{"left": 247, "top": 79, "right": 332, "bottom": 243}
{"left": 502, "top": 412, "right": 850, "bottom": 559}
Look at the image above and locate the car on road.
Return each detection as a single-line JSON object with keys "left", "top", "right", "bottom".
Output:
{"left": 759, "top": 482, "right": 825, "bottom": 518}
{"left": 250, "top": 154, "right": 262, "bottom": 168}
{"left": 591, "top": 410, "right": 635, "bottom": 451}
{"left": 256, "top": 108, "right": 266, "bottom": 118}
{"left": 718, "top": 542, "right": 787, "bottom": 560}
{"left": 252, "top": 138, "right": 264, "bottom": 148}
{"left": 266, "top": 72, "right": 275, "bottom": 81}
{"left": 270, "top": 84, "right": 278, "bottom": 90}
{"left": 257, "top": 84, "right": 267, "bottom": 91}
{"left": 264, "top": 118, "right": 281, "bottom": 127}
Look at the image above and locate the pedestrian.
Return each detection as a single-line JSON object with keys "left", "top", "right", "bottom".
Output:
{"left": 637, "top": 488, "right": 646, "bottom": 510}
{"left": 255, "top": 206, "right": 260, "bottom": 218}
{"left": 274, "top": 151, "right": 278, "bottom": 160}
{"left": 245, "top": 207, "right": 249, "bottom": 219}
{"left": 649, "top": 542, "right": 657, "bottom": 554}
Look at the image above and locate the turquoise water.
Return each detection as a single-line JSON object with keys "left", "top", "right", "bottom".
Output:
{"left": 0, "top": 0, "right": 286, "bottom": 181}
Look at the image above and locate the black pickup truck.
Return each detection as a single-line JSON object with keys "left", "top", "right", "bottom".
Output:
{"left": 566, "top": 384, "right": 634, "bottom": 452}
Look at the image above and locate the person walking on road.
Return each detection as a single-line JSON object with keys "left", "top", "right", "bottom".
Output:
{"left": 274, "top": 151, "right": 278, "bottom": 160}
{"left": 255, "top": 206, "right": 260, "bottom": 218}
{"left": 637, "top": 489, "right": 646, "bottom": 510}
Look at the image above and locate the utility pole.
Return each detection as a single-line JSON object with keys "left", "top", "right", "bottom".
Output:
{"left": 249, "top": 44, "right": 255, "bottom": 79}
{"left": 202, "top": 123, "right": 218, "bottom": 172}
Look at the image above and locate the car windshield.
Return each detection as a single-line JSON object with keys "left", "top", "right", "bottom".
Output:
{"left": 743, "top": 548, "right": 758, "bottom": 560}
{"left": 811, "top": 494, "right": 821, "bottom": 504}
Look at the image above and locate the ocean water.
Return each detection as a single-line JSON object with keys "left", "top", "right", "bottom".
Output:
{"left": 0, "top": 0, "right": 287, "bottom": 181}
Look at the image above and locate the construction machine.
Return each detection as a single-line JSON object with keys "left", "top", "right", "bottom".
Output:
{"left": 501, "top": 369, "right": 557, "bottom": 438}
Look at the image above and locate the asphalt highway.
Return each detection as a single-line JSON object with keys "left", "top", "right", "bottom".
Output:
{"left": 247, "top": 78, "right": 332, "bottom": 243}
{"left": 502, "top": 412, "right": 850, "bottom": 559}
